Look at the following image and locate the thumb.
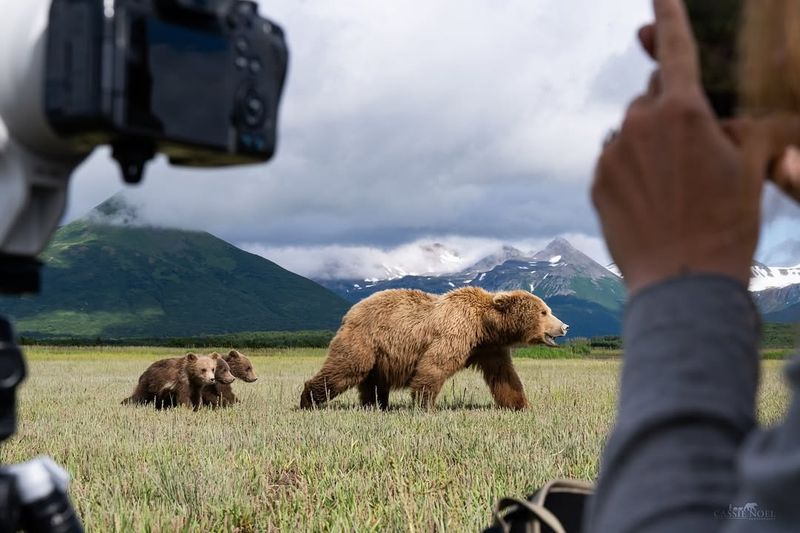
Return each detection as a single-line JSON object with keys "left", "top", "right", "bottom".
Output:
{"left": 722, "top": 115, "right": 800, "bottom": 199}
{"left": 772, "top": 146, "right": 800, "bottom": 202}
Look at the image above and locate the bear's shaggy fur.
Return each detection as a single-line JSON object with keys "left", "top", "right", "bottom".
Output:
{"left": 123, "top": 352, "right": 219, "bottom": 410}
{"left": 300, "top": 287, "right": 568, "bottom": 410}
{"left": 201, "top": 350, "right": 258, "bottom": 407}
{"left": 164, "top": 353, "right": 235, "bottom": 408}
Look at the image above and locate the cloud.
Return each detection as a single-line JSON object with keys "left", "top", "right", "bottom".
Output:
{"left": 54, "top": 1, "right": 800, "bottom": 279}
{"left": 64, "top": 0, "right": 653, "bottom": 251}
{"left": 243, "top": 233, "right": 609, "bottom": 280}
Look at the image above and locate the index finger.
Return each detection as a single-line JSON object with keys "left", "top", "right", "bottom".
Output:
{"left": 653, "top": 0, "right": 701, "bottom": 93}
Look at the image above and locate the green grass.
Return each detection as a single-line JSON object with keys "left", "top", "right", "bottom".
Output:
{"left": 0, "top": 347, "right": 791, "bottom": 531}
{"left": 763, "top": 323, "right": 799, "bottom": 349}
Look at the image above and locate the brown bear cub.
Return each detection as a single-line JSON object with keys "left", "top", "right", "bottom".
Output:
{"left": 300, "top": 287, "right": 569, "bottom": 411}
{"left": 160, "top": 354, "right": 235, "bottom": 408}
{"left": 123, "top": 352, "right": 219, "bottom": 410}
{"left": 201, "top": 350, "right": 258, "bottom": 407}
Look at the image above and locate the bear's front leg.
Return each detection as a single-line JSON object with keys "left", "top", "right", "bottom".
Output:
{"left": 219, "top": 384, "right": 238, "bottom": 406}
{"left": 469, "top": 346, "right": 528, "bottom": 410}
{"left": 300, "top": 374, "right": 346, "bottom": 409}
{"left": 175, "top": 387, "right": 194, "bottom": 409}
{"left": 190, "top": 388, "right": 205, "bottom": 410}
{"left": 409, "top": 374, "right": 445, "bottom": 409}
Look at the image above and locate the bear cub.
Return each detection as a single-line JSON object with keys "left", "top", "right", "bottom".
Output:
{"left": 123, "top": 352, "right": 219, "bottom": 410}
{"left": 202, "top": 350, "right": 258, "bottom": 407}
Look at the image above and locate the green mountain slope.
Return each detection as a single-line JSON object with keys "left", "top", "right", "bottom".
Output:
{"left": 0, "top": 214, "right": 350, "bottom": 338}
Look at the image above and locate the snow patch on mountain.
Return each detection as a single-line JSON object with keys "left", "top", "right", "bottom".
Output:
{"left": 750, "top": 263, "right": 800, "bottom": 291}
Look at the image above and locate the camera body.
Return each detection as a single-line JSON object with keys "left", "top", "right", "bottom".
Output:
{"left": 684, "top": 0, "right": 742, "bottom": 118}
{"left": 45, "top": 0, "right": 288, "bottom": 182}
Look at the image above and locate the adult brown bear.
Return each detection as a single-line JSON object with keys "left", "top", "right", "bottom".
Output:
{"left": 300, "top": 287, "right": 568, "bottom": 410}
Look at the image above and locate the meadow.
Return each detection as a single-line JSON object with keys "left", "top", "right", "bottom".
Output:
{"left": 0, "top": 346, "right": 793, "bottom": 532}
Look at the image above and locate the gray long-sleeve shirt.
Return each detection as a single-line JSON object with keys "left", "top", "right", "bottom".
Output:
{"left": 585, "top": 274, "right": 800, "bottom": 532}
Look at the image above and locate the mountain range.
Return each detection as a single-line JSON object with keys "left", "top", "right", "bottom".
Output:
{"left": 0, "top": 197, "right": 350, "bottom": 339}
{"left": 318, "top": 238, "right": 627, "bottom": 337}
{"left": 2, "top": 194, "right": 799, "bottom": 340}
{"left": 318, "top": 240, "right": 800, "bottom": 336}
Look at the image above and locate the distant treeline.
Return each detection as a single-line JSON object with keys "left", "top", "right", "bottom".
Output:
{"left": 584, "top": 322, "right": 798, "bottom": 351}
{"left": 18, "top": 323, "right": 798, "bottom": 351}
{"left": 19, "top": 330, "right": 337, "bottom": 349}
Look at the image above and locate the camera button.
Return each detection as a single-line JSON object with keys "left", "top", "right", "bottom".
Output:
{"left": 249, "top": 59, "right": 261, "bottom": 74}
{"left": 235, "top": 56, "right": 248, "bottom": 70}
{"left": 240, "top": 93, "right": 266, "bottom": 128}
{"left": 235, "top": 37, "right": 249, "bottom": 53}
{"left": 237, "top": 1, "right": 257, "bottom": 14}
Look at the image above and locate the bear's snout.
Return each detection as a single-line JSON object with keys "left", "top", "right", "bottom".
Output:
{"left": 561, "top": 323, "right": 569, "bottom": 334}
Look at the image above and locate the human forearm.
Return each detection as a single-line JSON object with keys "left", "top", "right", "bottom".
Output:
{"left": 586, "top": 275, "right": 760, "bottom": 532}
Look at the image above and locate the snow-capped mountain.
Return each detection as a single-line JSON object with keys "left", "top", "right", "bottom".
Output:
{"left": 605, "top": 261, "right": 800, "bottom": 293}
{"left": 379, "top": 243, "right": 464, "bottom": 279}
{"left": 750, "top": 262, "right": 800, "bottom": 292}
{"left": 317, "top": 238, "right": 626, "bottom": 336}
{"left": 606, "top": 263, "right": 621, "bottom": 277}
{"left": 317, "top": 239, "right": 800, "bottom": 334}
{"left": 459, "top": 245, "right": 533, "bottom": 276}
{"left": 751, "top": 262, "right": 800, "bottom": 322}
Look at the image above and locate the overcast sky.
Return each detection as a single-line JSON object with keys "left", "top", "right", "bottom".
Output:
{"left": 62, "top": 0, "right": 800, "bottom": 278}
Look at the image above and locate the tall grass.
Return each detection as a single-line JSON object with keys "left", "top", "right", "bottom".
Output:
{"left": 0, "top": 348, "right": 790, "bottom": 531}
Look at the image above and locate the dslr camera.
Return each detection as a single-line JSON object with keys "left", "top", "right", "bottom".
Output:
{"left": 0, "top": 1, "right": 288, "bottom": 529}
{"left": 45, "top": 0, "right": 289, "bottom": 183}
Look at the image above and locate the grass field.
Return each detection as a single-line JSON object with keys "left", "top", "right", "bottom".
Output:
{"left": 0, "top": 347, "right": 793, "bottom": 532}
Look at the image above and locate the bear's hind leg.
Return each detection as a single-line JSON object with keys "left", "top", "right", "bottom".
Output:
{"left": 358, "top": 369, "right": 390, "bottom": 410}
{"left": 300, "top": 336, "right": 376, "bottom": 409}
{"left": 122, "top": 383, "right": 152, "bottom": 406}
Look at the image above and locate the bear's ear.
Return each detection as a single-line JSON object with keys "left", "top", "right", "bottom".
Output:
{"left": 228, "top": 350, "right": 240, "bottom": 358}
{"left": 210, "top": 352, "right": 220, "bottom": 360}
{"left": 492, "top": 293, "right": 515, "bottom": 311}
{"left": 186, "top": 353, "right": 197, "bottom": 361}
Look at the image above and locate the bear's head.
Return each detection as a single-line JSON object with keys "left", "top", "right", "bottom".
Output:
{"left": 490, "top": 291, "right": 569, "bottom": 347}
{"left": 186, "top": 352, "right": 219, "bottom": 385}
{"left": 210, "top": 352, "right": 235, "bottom": 384}
{"left": 225, "top": 350, "right": 257, "bottom": 382}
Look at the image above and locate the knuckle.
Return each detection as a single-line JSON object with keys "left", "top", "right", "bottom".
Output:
{"left": 621, "top": 104, "right": 648, "bottom": 133}
{"left": 660, "top": 92, "right": 707, "bottom": 121}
